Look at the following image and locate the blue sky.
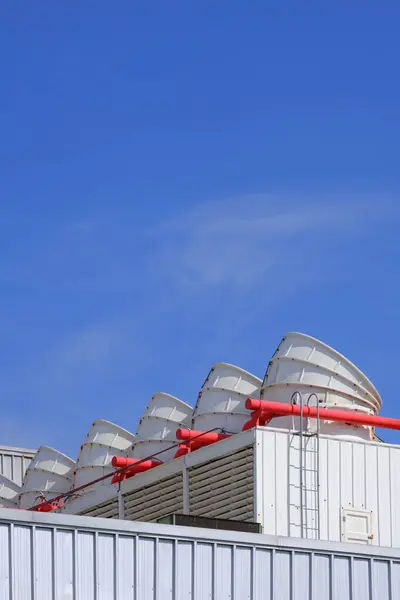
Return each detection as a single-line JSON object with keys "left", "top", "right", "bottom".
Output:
{"left": 1, "top": 2, "right": 399, "bottom": 456}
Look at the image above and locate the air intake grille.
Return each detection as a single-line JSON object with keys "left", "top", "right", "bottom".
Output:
{"left": 188, "top": 446, "right": 254, "bottom": 521}
{"left": 124, "top": 473, "right": 184, "bottom": 522}
{"left": 79, "top": 497, "right": 119, "bottom": 519}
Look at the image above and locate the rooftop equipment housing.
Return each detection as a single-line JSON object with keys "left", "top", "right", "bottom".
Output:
{"left": 22, "top": 331, "right": 394, "bottom": 550}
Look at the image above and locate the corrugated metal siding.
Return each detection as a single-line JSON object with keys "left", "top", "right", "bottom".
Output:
{"left": 256, "top": 428, "right": 400, "bottom": 547}
{"left": 0, "top": 446, "right": 35, "bottom": 486}
{"left": 188, "top": 446, "right": 254, "bottom": 521}
{"left": 0, "top": 509, "right": 400, "bottom": 599}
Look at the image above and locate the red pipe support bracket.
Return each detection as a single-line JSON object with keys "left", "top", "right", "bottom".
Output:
{"left": 174, "top": 444, "right": 190, "bottom": 459}
{"left": 243, "top": 398, "right": 400, "bottom": 431}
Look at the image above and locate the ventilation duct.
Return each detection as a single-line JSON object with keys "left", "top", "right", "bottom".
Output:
{"left": 266, "top": 332, "right": 381, "bottom": 406}
{"left": 74, "top": 420, "right": 135, "bottom": 492}
{"left": 0, "top": 475, "right": 21, "bottom": 508}
{"left": 130, "top": 393, "right": 193, "bottom": 462}
{"left": 261, "top": 332, "right": 381, "bottom": 440}
{"left": 192, "top": 363, "right": 262, "bottom": 434}
{"left": 19, "top": 446, "right": 75, "bottom": 509}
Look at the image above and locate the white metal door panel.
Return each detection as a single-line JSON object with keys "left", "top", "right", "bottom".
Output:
{"left": 341, "top": 508, "right": 373, "bottom": 544}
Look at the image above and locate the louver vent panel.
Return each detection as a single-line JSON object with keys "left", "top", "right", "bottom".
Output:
{"left": 124, "top": 473, "right": 184, "bottom": 522}
{"left": 79, "top": 497, "right": 119, "bottom": 519}
{"left": 188, "top": 446, "right": 254, "bottom": 521}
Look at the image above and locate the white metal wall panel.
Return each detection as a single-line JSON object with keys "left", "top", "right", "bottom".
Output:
{"left": 117, "top": 535, "right": 135, "bottom": 600}
{"left": 13, "top": 526, "right": 32, "bottom": 600}
{"left": 0, "top": 509, "right": 400, "bottom": 599}
{"left": 34, "top": 528, "right": 53, "bottom": 600}
{"left": 195, "top": 542, "right": 213, "bottom": 599}
{"left": 55, "top": 529, "right": 73, "bottom": 600}
{"left": 0, "top": 525, "right": 10, "bottom": 600}
{"left": 158, "top": 539, "right": 174, "bottom": 600}
{"left": 0, "top": 447, "right": 35, "bottom": 486}
{"left": 76, "top": 532, "right": 95, "bottom": 600}
{"left": 256, "top": 428, "right": 400, "bottom": 548}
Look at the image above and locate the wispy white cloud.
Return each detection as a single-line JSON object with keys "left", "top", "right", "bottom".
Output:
{"left": 148, "top": 193, "right": 397, "bottom": 289}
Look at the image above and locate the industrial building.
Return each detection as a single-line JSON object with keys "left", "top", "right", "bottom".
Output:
{"left": 1, "top": 331, "right": 399, "bottom": 598}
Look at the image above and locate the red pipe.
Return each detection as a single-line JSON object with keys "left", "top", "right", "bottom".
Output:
{"left": 173, "top": 429, "right": 231, "bottom": 459}
{"left": 111, "top": 458, "right": 162, "bottom": 484}
{"left": 176, "top": 429, "right": 231, "bottom": 444}
{"left": 243, "top": 398, "right": 400, "bottom": 431}
{"left": 111, "top": 456, "right": 138, "bottom": 468}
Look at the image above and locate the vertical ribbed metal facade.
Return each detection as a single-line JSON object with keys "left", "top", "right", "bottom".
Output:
{"left": 0, "top": 508, "right": 399, "bottom": 599}
{"left": 0, "top": 446, "right": 35, "bottom": 485}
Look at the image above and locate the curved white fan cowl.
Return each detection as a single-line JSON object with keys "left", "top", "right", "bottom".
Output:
{"left": 265, "top": 356, "right": 379, "bottom": 414}
{"left": 141, "top": 393, "right": 193, "bottom": 423}
{"left": 201, "top": 363, "right": 262, "bottom": 395}
{"left": 0, "top": 475, "right": 21, "bottom": 508}
{"left": 74, "top": 420, "right": 136, "bottom": 491}
{"left": 130, "top": 393, "right": 193, "bottom": 463}
{"left": 19, "top": 446, "right": 75, "bottom": 509}
{"left": 269, "top": 332, "right": 381, "bottom": 407}
{"left": 193, "top": 363, "right": 262, "bottom": 434}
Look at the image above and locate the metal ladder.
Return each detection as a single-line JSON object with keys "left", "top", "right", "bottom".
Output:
{"left": 288, "top": 392, "right": 321, "bottom": 540}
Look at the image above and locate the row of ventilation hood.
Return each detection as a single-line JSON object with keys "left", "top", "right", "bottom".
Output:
{"left": 1, "top": 332, "right": 382, "bottom": 509}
